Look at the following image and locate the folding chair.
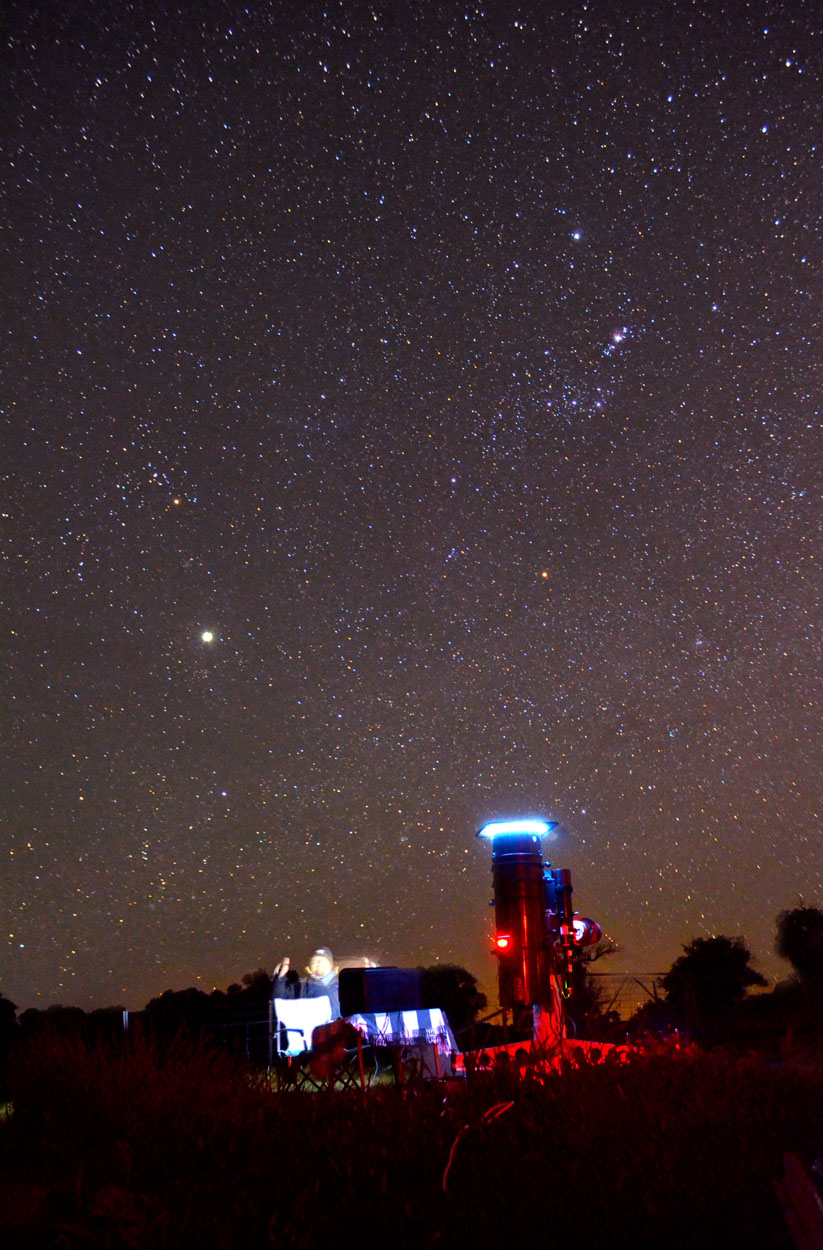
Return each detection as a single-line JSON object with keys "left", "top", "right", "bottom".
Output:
{"left": 272, "top": 995, "right": 333, "bottom": 1057}
{"left": 309, "top": 1018, "right": 372, "bottom": 1090}
{"left": 270, "top": 996, "right": 333, "bottom": 1089}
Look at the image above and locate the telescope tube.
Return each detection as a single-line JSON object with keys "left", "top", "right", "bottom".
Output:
{"left": 479, "top": 820, "right": 557, "bottom": 1008}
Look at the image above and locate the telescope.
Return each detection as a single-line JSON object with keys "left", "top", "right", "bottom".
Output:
{"left": 478, "top": 819, "right": 601, "bottom": 1012}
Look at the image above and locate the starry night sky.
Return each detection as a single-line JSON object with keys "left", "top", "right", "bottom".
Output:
{"left": 3, "top": 0, "right": 821, "bottom": 1011}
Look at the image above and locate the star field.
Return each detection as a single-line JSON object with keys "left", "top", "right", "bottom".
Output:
{"left": 2, "top": 0, "right": 821, "bottom": 1009}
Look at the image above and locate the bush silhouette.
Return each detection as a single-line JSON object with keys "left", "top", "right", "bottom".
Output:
{"left": 661, "top": 936, "right": 766, "bottom": 1033}
{"left": 776, "top": 906, "right": 823, "bottom": 986}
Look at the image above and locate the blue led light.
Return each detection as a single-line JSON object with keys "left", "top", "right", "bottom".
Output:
{"left": 477, "top": 819, "right": 558, "bottom": 839}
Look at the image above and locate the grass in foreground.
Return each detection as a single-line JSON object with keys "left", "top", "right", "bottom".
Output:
{"left": 2, "top": 1030, "right": 821, "bottom": 1248}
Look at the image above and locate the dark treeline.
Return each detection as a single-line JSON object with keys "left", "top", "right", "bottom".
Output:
{"left": 0, "top": 962, "right": 489, "bottom": 1092}
{"left": 0, "top": 969, "right": 277, "bottom": 1078}
{"left": 567, "top": 904, "right": 823, "bottom": 1051}
{"left": 2, "top": 905, "right": 822, "bottom": 1087}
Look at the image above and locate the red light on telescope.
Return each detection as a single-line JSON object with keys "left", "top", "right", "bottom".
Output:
{"left": 493, "top": 933, "right": 512, "bottom": 952}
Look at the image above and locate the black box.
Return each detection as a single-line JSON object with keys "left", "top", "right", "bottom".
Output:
{"left": 339, "top": 966, "right": 423, "bottom": 1016}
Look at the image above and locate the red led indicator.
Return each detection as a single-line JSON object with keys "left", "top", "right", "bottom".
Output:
{"left": 494, "top": 934, "right": 512, "bottom": 951}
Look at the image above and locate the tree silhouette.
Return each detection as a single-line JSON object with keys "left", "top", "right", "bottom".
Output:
{"left": 776, "top": 906, "right": 823, "bottom": 986}
{"left": 141, "top": 986, "right": 215, "bottom": 1044}
{"left": 419, "top": 964, "right": 487, "bottom": 1033}
{"left": 661, "top": 936, "right": 767, "bottom": 1029}
{"left": 0, "top": 991, "right": 17, "bottom": 1039}
{"left": 0, "top": 992, "right": 17, "bottom": 1100}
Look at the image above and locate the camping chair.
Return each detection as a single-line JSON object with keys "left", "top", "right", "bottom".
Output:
{"left": 271, "top": 996, "right": 333, "bottom": 1088}
{"left": 272, "top": 995, "right": 333, "bottom": 1056}
{"left": 308, "top": 1018, "right": 372, "bottom": 1090}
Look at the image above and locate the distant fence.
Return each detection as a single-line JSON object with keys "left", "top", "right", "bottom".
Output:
{"left": 117, "top": 1005, "right": 274, "bottom": 1067}
{"left": 588, "top": 972, "right": 665, "bottom": 1019}
{"left": 200, "top": 1009, "right": 272, "bottom": 1065}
